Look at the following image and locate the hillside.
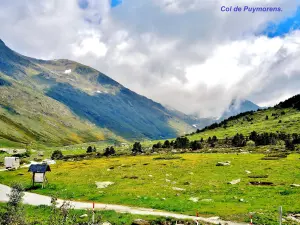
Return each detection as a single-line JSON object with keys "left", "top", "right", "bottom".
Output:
{"left": 0, "top": 39, "right": 200, "bottom": 147}
{"left": 187, "top": 94, "right": 300, "bottom": 141}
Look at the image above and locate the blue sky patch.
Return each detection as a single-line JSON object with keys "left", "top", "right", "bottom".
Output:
{"left": 78, "top": 0, "right": 89, "bottom": 9}
{"left": 111, "top": 0, "right": 123, "bottom": 8}
{"left": 263, "top": 7, "right": 300, "bottom": 38}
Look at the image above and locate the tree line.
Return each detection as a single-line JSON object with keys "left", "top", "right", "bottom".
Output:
{"left": 149, "top": 131, "right": 300, "bottom": 152}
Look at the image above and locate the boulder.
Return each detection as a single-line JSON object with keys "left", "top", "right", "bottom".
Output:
{"left": 228, "top": 179, "right": 241, "bottom": 185}
{"left": 132, "top": 219, "right": 150, "bottom": 225}
{"left": 102, "top": 222, "right": 112, "bottom": 225}
{"left": 291, "top": 184, "right": 300, "bottom": 187}
{"left": 79, "top": 214, "right": 88, "bottom": 218}
{"left": 189, "top": 197, "right": 199, "bottom": 202}
{"left": 216, "top": 161, "right": 231, "bottom": 166}
{"left": 172, "top": 187, "right": 186, "bottom": 191}
{"left": 95, "top": 181, "right": 114, "bottom": 189}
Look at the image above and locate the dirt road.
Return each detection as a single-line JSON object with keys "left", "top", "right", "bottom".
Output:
{"left": 0, "top": 184, "right": 247, "bottom": 225}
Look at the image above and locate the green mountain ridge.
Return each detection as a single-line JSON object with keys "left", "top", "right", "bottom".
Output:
{"left": 0, "top": 39, "right": 200, "bottom": 147}
{"left": 187, "top": 94, "right": 300, "bottom": 141}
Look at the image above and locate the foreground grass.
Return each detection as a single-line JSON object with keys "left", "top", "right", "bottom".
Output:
{"left": 0, "top": 203, "right": 176, "bottom": 225}
{"left": 1, "top": 153, "right": 300, "bottom": 224}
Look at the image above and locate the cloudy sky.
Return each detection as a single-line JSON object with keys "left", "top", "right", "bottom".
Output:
{"left": 1, "top": 0, "right": 300, "bottom": 117}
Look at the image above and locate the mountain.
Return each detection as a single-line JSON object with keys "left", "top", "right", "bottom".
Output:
{"left": 187, "top": 94, "right": 300, "bottom": 140}
{"left": 0, "top": 39, "right": 199, "bottom": 147}
{"left": 188, "top": 99, "right": 261, "bottom": 130}
{"left": 220, "top": 99, "right": 261, "bottom": 120}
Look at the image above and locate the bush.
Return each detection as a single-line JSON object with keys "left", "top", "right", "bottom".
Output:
{"left": 103, "top": 146, "right": 115, "bottom": 157}
{"left": 132, "top": 142, "right": 142, "bottom": 154}
{"left": 285, "top": 140, "right": 295, "bottom": 151}
{"left": 246, "top": 140, "right": 255, "bottom": 147}
{"left": 0, "top": 183, "right": 25, "bottom": 225}
{"left": 51, "top": 150, "right": 63, "bottom": 160}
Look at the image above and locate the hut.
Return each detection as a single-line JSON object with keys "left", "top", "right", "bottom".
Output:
{"left": 4, "top": 157, "right": 20, "bottom": 169}
{"left": 28, "top": 163, "right": 51, "bottom": 188}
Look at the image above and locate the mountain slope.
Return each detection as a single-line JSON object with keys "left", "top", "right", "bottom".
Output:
{"left": 188, "top": 99, "right": 261, "bottom": 130}
{"left": 0, "top": 39, "right": 198, "bottom": 146}
{"left": 188, "top": 94, "right": 300, "bottom": 140}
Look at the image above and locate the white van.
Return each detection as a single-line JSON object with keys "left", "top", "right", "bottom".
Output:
{"left": 4, "top": 157, "right": 20, "bottom": 169}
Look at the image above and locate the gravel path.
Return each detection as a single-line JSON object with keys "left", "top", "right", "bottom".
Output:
{"left": 0, "top": 184, "right": 247, "bottom": 225}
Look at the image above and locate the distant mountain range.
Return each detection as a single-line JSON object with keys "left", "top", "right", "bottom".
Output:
{"left": 0, "top": 39, "right": 262, "bottom": 147}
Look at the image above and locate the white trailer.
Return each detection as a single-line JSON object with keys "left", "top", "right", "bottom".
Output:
{"left": 4, "top": 157, "right": 20, "bottom": 169}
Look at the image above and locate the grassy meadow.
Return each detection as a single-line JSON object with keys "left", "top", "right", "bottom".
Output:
{"left": 1, "top": 153, "right": 300, "bottom": 224}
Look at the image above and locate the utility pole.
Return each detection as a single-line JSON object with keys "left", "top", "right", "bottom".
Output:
{"left": 279, "top": 206, "right": 282, "bottom": 225}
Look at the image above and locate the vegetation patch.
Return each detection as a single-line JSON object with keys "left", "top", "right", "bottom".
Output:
{"left": 153, "top": 155, "right": 182, "bottom": 160}
{"left": 249, "top": 181, "right": 274, "bottom": 186}
{"left": 248, "top": 175, "right": 268, "bottom": 178}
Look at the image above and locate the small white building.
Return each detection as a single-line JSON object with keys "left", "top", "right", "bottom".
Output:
{"left": 4, "top": 157, "right": 20, "bottom": 169}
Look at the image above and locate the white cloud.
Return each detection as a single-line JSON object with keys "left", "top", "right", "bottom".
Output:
{"left": 72, "top": 31, "right": 108, "bottom": 57}
{"left": 1, "top": 0, "right": 300, "bottom": 117}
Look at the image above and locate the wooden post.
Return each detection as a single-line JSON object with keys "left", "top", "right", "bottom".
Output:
{"left": 32, "top": 172, "right": 35, "bottom": 187}
{"left": 42, "top": 173, "right": 44, "bottom": 188}
{"left": 279, "top": 206, "right": 282, "bottom": 225}
{"left": 92, "top": 202, "right": 95, "bottom": 224}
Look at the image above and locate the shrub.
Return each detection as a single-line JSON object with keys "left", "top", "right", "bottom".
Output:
{"left": 103, "top": 146, "right": 115, "bottom": 157}
{"left": 0, "top": 183, "right": 25, "bottom": 225}
{"left": 86, "top": 146, "right": 93, "bottom": 153}
{"left": 132, "top": 142, "right": 142, "bottom": 154}
{"left": 285, "top": 140, "right": 295, "bottom": 151}
{"left": 51, "top": 150, "right": 63, "bottom": 160}
{"left": 246, "top": 140, "right": 255, "bottom": 147}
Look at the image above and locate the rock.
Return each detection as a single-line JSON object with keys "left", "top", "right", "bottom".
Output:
{"left": 101, "top": 222, "right": 112, "bottom": 225}
{"left": 172, "top": 187, "right": 186, "bottom": 191}
{"left": 95, "top": 181, "right": 114, "bottom": 189}
{"left": 291, "top": 184, "right": 300, "bottom": 187}
{"left": 228, "top": 179, "right": 241, "bottom": 185}
{"left": 132, "top": 219, "right": 150, "bottom": 225}
{"left": 287, "top": 215, "right": 300, "bottom": 223}
{"left": 245, "top": 170, "right": 251, "bottom": 174}
{"left": 79, "top": 214, "right": 88, "bottom": 218}
{"left": 216, "top": 161, "right": 230, "bottom": 166}
{"left": 189, "top": 197, "right": 199, "bottom": 202}
{"left": 239, "top": 198, "right": 244, "bottom": 202}
{"left": 148, "top": 174, "right": 153, "bottom": 177}
{"left": 42, "top": 159, "right": 56, "bottom": 165}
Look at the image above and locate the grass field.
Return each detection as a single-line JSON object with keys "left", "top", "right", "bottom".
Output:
{"left": 1, "top": 153, "right": 300, "bottom": 224}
